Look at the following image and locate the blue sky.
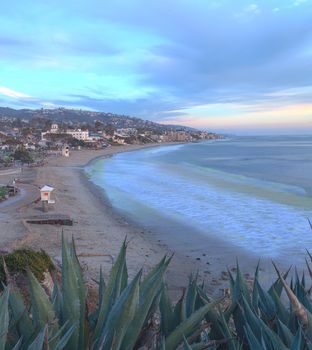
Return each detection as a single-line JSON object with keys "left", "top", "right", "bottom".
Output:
{"left": 0, "top": 0, "right": 312, "bottom": 133}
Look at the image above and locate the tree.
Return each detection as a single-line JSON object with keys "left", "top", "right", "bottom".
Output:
{"left": 68, "top": 138, "right": 86, "bottom": 147}
{"left": 13, "top": 146, "right": 33, "bottom": 164}
{"left": 104, "top": 124, "right": 115, "bottom": 136}
{"left": 95, "top": 120, "right": 104, "bottom": 130}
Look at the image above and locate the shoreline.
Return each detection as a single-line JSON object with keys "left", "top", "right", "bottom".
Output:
{"left": 78, "top": 144, "right": 277, "bottom": 294}
{"left": 1, "top": 144, "right": 206, "bottom": 298}
{"left": 0, "top": 142, "right": 279, "bottom": 298}
{"left": 82, "top": 143, "right": 294, "bottom": 289}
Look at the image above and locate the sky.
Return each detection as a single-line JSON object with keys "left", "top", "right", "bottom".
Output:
{"left": 0, "top": 0, "right": 312, "bottom": 134}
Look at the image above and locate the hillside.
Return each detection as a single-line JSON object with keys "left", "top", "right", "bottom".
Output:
{"left": 0, "top": 107, "right": 196, "bottom": 133}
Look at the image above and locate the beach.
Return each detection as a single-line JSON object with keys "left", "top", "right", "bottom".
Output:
{"left": 0, "top": 144, "right": 240, "bottom": 298}
{"left": 2, "top": 138, "right": 311, "bottom": 298}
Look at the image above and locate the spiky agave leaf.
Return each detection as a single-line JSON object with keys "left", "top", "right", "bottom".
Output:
{"left": 234, "top": 261, "right": 251, "bottom": 305}
{"left": 276, "top": 319, "right": 293, "bottom": 348}
{"left": 256, "top": 279, "right": 276, "bottom": 322}
{"left": 290, "top": 326, "right": 303, "bottom": 350}
{"left": 239, "top": 294, "right": 263, "bottom": 343}
{"left": 27, "top": 270, "right": 57, "bottom": 331}
{"left": 11, "top": 337, "right": 23, "bottom": 350}
{"left": 251, "top": 261, "right": 260, "bottom": 312}
{"left": 218, "top": 311, "right": 241, "bottom": 350}
{"left": 9, "top": 289, "right": 35, "bottom": 342}
{"left": 240, "top": 295, "right": 289, "bottom": 350}
{"left": 172, "top": 288, "right": 187, "bottom": 331}
{"left": 0, "top": 288, "right": 9, "bottom": 350}
{"left": 244, "top": 324, "right": 264, "bottom": 350}
{"left": 268, "top": 266, "right": 292, "bottom": 298}
{"left": 122, "top": 257, "right": 169, "bottom": 350}
{"left": 273, "top": 262, "right": 310, "bottom": 328}
{"left": 271, "top": 288, "right": 290, "bottom": 326}
{"left": 88, "top": 267, "right": 105, "bottom": 331}
{"left": 27, "top": 325, "right": 47, "bottom": 350}
{"left": 159, "top": 283, "right": 175, "bottom": 336}
{"left": 165, "top": 298, "right": 221, "bottom": 350}
{"left": 52, "top": 279, "right": 62, "bottom": 322}
{"left": 70, "top": 236, "right": 88, "bottom": 348}
{"left": 228, "top": 263, "right": 253, "bottom": 342}
{"left": 292, "top": 272, "right": 312, "bottom": 314}
{"left": 97, "top": 270, "right": 141, "bottom": 350}
{"left": 53, "top": 323, "right": 77, "bottom": 350}
{"left": 93, "top": 239, "right": 128, "bottom": 341}
{"left": 185, "top": 274, "right": 199, "bottom": 318}
{"left": 61, "top": 234, "right": 86, "bottom": 350}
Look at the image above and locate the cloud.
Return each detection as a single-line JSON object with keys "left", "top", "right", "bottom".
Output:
{"left": 0, "top": 86, "right": 31, "bottom": 99}
{"left": 293, "top": 0, "right": 308, "bottom": 6}
{"left": 235, "top": 4, "right": 261, "bottom": 19}
{"left": 0, "top": 0, "right": 312, "bottom": 133}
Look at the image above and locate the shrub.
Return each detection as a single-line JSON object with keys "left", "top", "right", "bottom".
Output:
{"left": 0, "top": 248, "right": 55, "bottom": 283}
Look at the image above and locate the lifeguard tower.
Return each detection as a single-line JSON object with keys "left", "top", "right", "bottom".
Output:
{"left": 40, "top": 185, "right": 55, "bottom": 212}
{"left": 62, "top": 145, "right": 70, "bottom": 157}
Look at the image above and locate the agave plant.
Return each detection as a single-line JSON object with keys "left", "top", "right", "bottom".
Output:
{"left": 4, "top": 232, "right": 312, "bottom": 349}
{"left": 200, "top": 258, "right": 312, "bottom": 350}
{"left": 0, "top": 236, "right": 220, "bottom": 349}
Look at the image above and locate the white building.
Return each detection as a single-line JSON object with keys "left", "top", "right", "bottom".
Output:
{"left": 41, "top": 124, "right": 90, "bottom": 142}
{"left": 41, "top": 123, "right": 59, "bottom": 140}
{"left": 66, "top": 129, "right": 89, "bottom": 141}
{"left": 50, "top": 124, "right": 59, "bottom": 133}
{"left": 116, "top": 128, "right": 138, "bottom": 137}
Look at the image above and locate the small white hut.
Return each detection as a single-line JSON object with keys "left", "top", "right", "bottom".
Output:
{"left": 62, "top": 144, "right": 70, "bottom": 157}
{"left": 40, "top": 185, "right": 55, "bottom": 212}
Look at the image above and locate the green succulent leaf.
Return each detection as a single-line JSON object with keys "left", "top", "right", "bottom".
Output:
{"left": 160, "top": 283, "right": 175, "bottom": 336}
{"left": 9, "top": 289, "right": 35, "bottom": 341}
{"left": 97, "top": 270, "right": 141, "bottom": 350}
{"left": 93, "top": 239, "right": 127, "bottom": 341}
{"left": 61, "top": 234, "right": 86, "bottom": 350}
{"left": 27, "top": 325, "right": 47, "bottom": 350}
{"left": 165, "top": 299, "right": 220, "bottom": 350}
{"left": 290, "top": 327, "right": 303, "bottom": 350}
{"left": 122, "top": 258, "right": 168, "bottom": 350}
{"left": 27, "top": 270, "right": 56, "bottom": 330}
{"left": 0, "top": 288, "right": 9, "bottom": 350}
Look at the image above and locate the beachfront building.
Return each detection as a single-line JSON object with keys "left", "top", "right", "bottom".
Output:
{"left": 41, "top": 124, "right": 90, "bottom": 142}
{"left": 116, "top": 128, "right": 138, "bottom": 137}
{"left": 66, "top": 129, "right": 89, "bottom": 141}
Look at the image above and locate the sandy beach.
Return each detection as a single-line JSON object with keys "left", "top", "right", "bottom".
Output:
{"left": 0, "top": 144, "right": 257, "bottom": 298}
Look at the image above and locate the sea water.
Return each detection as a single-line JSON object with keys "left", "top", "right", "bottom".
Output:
{"left": 86, "top": 136, "right": 312, "bottom": 267}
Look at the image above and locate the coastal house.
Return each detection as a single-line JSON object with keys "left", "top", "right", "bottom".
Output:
{"left": 41, "top": 124, "right": 91, "bottom": 142}
{"left": 50, "top": 123, "right": 59, "bottom": 133}
{"left": 66, "top": 129, "right": 89, "bottom": 141}
{"left": 41, "top": 123, "right": 59, "bottom": 140}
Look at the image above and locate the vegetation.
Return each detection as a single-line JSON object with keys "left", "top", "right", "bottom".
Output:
{"left": 67, "top": 137, "right": 86, "bottom": 148}
{"left": 0, "top": 186, "right": 7, "bottom": 200}
{"left": 12, "top": 146, "right": 33, "bottom": 163}
{"left": 0, "top": 248, "right": 55, "bottom": 283}
{"left": 1, "top": 237, "right": 312, "bottom": 349}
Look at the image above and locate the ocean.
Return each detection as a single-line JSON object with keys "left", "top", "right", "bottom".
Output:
{"left": 86, "top": 136, "right": 312, "bottom": 268}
